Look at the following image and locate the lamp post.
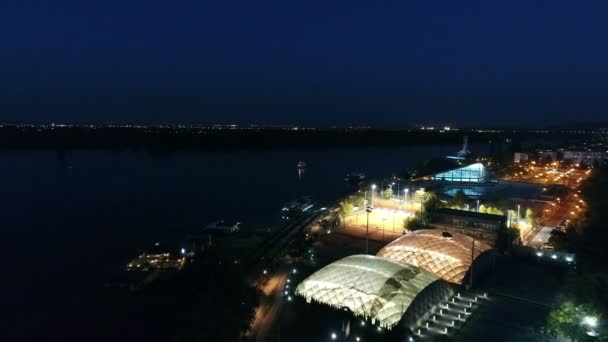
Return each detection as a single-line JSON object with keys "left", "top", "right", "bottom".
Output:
{"left": 476, "top": 199, "right": 480, "bottom": 212}
{"left": 517, "top": 204, "right": 521, "bottom": 227}
{"left": 469, "top": 237, "right": 475, "bottom": 289}
{"left": 404, "top": 189, "right": 409, "bottom": 211}
{"left": 371, "top": 184, "right": 376, "bottom": 208}
{"left": 365, "top": 206, "right": 373, "bottom": 254}
{"left": 397, "top": 182, "right": 400, "bottom": 200}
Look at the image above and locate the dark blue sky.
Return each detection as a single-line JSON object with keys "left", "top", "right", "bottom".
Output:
{"left": 1, "top": 0, "right": 608, "bottom": 126}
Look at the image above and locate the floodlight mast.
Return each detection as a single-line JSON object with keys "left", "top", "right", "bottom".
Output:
{"left": 365, "top": 206, "right": 373, "bottom": 254}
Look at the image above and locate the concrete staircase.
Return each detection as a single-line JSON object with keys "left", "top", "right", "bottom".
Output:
{"left": 411, "top": 291, "right": 488, "bottom": 341}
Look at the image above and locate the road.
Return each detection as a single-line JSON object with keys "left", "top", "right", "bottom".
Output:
{"left": 527, "top": 194, "right": 578, "bottom": 248}
{"left": 246, "top": 209, "right": 325, "bottom": 341}
{"left": 249, "top": 271, "right": 288, "bottom": 342}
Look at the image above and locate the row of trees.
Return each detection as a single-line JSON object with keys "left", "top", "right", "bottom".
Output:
{"left": 546, "top": 166, "right": 608, "bottom": 340}
{"left": 478, "top": 204, "right": 504, "bottom": 216}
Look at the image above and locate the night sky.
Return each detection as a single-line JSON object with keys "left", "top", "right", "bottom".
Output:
{"left": 1, "top": 0, "right": 608, "bottom": 126}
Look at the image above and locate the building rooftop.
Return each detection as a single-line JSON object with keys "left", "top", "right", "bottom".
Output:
{"left": 432, "top": 208, "right": 506, "bottom": 222}
{"left": 377, "top": 229, "right": 492, "bottom": 284}
{"left": 295, "top": 255, "right": 439, "bottom": 329}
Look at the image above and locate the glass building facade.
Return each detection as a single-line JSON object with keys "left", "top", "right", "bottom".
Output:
{"left": 431, "top": 163, "right": 487, "bottom": 182}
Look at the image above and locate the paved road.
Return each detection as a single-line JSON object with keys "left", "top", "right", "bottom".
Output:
{"left": 528, "top": 226, "right": 553, "bottom": 248}
{"left": 249, "top": 271, "right": 288, "bottom": 342}
{"left": 527, "top": 194, "right": 576, "bottom": 248}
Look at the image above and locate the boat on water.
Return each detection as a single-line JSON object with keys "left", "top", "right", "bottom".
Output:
{"left": 202, "top": 220, "right": 241, "bottom": 234}
{"left": 297, "top": 161, "right": 307, "bottom": 168}
{"left": 281, "top": 196, "right": 314, "bottom": 219}
{"left": 345, "top": 173, "right": 366, "bottom": 182}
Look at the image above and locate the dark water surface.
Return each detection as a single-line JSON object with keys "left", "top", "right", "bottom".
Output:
{"left": 1, "top": 144, "right": 485, "bottom": 340}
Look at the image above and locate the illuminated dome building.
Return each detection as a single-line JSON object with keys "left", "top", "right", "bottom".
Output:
{"left": 295, "top": 255, "right": 451, "bottom": 330}
{"left": 377, "top": 229, "right": 493, "bottom": 285}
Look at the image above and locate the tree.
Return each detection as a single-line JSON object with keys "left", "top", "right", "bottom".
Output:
{"left": 526, "top": 208, "right": 539, "bottom": 229}
{"left": 481, "top": 206, "right": 504, "bottom": 216}
{"left": 351, "top": 194, "right": 365, "bottom": 208}
{"left": 334, "top": 201, "right": 355, "bottom": 227}
{"left": 403, "top": 215, "right": 425, "bottom": 232}
{"left": 452, "top": 189, "right": 468, "bottom": 208}
{"left": 382, "top": 187, "right": 393, "bottom": 199}
{"left": 339, "top": 201, "right": 354, "bottom": 217}
{"left": 547, "top": 301, "right": 600, "bottom": 341}
{"left": 424, "top": 194, "right": 442, "bottom": 212}
{"left": 496, "top": 227, "right": 519, "bottom": 252}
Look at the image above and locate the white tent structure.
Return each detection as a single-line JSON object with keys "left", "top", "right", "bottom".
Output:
{"left": 295, "top": 255, "right": 440, "bottom": 329}
{"left": 377, "top": 229, "right": 492, "bottom": 284}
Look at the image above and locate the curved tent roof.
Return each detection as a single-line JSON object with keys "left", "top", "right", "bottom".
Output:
{"left": 377, "top": 229, "right": 492, "bottom": 284}
{"left": 295, "top": 255, "right": 439, "bottom": 329}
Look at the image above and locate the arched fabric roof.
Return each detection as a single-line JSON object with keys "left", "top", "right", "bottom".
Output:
{"left": 295, "top": 255, "right": 439, "bottom": 329}
{"left": 377, "top": 229, "right": 492, "bottom": 284}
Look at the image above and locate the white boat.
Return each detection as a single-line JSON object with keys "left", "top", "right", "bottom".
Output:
{"left": 346, "top": 173, "right": 366, "bottom": 182}
{"left": 202, "top": 220, "right": 240, "bottom": 234}
{"left": 281, "top": 196, "right": 314, "bottom": 213}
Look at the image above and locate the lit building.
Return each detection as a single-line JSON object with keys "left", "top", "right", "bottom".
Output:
{"left": 429, "top": 163, "right": 488, "bottom": 183}
{"left": 126, "top": 252, "right": 186, "bottom": 271}
{"left": 295, "top": 255, "right": 451, "bottom": 329}
{"left": 513, "top": 152, "right": 529, "bottom": 163}
{"left": 428, "top": 208, "right": 507, "bottom": 244}
{"left": 377, "top": 230, "right": 493, "bottom": 285}
{"left": 562, "top": 150, "right": 605, "bottom": 166}
{"left": 536, "top": 149, "right": 558, "bottom": 162}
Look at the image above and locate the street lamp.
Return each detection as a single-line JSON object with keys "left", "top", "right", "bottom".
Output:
{"left": 365, "top": 206, "right": 373, "bottom": 254}
{"left": 404, "top": 189, "right": 409, "bottom": 211}
{"left": 582, "top": 316, "right": 598, "bottom": 328}
{"left": 582, "top": 315, "right": 599, "bottom": 337}
{"left": 371, "top": 184, "right": 376, "bottom": 208}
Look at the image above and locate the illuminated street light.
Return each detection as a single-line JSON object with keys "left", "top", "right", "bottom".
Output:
{"left": 582, "top": 316, "right": 598, "bottom": 327}
{"left": 330, "top": 332, "right": 337, "bottom": 340}
{"left": 365, "top": 206, "right": 373, "bottom": 254}
{"left": 371, "top": 184, "right": 377, "bottom": 207}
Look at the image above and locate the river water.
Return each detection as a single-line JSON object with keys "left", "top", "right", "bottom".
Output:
{"left": 1, "top": 143, "right": 486, "bottom": 340}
